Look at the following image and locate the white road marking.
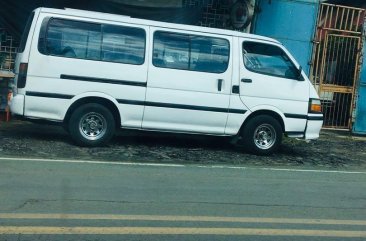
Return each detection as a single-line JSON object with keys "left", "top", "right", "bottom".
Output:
{"left": 0, "top": 157, "right": 366, "bottom": 174}
{"left": 0, "top": 157, "right": 184, "bottom": 167}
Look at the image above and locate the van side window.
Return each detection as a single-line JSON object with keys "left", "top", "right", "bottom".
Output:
{"left": 153, "top": 31, "right": 229, "bottom": 73}
{"left": 40, "top": 18, "right": 146, "bottom": 65}
{"left": 102, "top": 25, "right": 145, "bottom": 65}
{"left": 46, "top": 19, "right": 102, "bottom": 60}
{"left": 243, "top": 42, "right": 298, "bottom": 79}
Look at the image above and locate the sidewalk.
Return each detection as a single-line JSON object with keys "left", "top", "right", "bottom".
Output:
{"left": 0, "top": 120, "right": 365, "bottom": 170}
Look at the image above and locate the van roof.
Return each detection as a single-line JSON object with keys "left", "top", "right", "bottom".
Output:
{"left": 38, "top": 7, "right": 280, "bottom": 44}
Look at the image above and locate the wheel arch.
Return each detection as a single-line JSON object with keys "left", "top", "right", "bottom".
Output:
{"left": 64, "top": 93, "right": 121, "bottom": 127}
{"left": 239, "top": 109, "right": 286, "bottom": 135}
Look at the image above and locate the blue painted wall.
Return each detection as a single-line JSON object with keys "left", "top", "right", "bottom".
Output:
{"left": 252, "top": 0, "right": 320, "bottom": 75}
{"left": 353, "top": 23, "right": 366, "bottom": 134}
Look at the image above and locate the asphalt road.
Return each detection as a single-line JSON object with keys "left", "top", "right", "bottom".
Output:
{"left": 0, "top": 157, "right": 366, "bottom": 241}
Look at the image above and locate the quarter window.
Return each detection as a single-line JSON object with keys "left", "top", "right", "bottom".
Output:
{"left": 153, "top": 31, "right": 229, "bottom": 73}
{"left": 243, "top": 42, "right": 298, "bottom": 79}
{"left": 40, "top": 18, "right": 145, "bottom": 65}
{"left": 46, "top": 19, "right": 101, "bottom": 60}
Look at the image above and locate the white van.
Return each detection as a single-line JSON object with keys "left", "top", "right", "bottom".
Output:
{"left": 10, "top": 7, "right": 323, "bottom": 155}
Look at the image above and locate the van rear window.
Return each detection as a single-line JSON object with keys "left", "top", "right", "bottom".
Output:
{"left": 19, "top": 11, "right": 35, "bottom": 53}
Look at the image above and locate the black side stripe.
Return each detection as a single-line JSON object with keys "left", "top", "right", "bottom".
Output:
{"left": 26, "top": 92, "right": 246, "bottom": 114}
{"left": 285, "top": 113, "right": 324, "bottom": 121}
{"left": 228, "top": 108, "right": 247, "bottom": 114}
{"left": 307, "top": 116, "right": 324, "bottom": 121}
{"left": 60, "top": 74, "right": 147, "bottom": 87}
{"left": 284, "top": 113, "right": 308, "bottom": 119}
{"left": 26, "top": 91, "right": 74, "bottom": 99}
{"left": 117, "top": 99, "right": 246, "bottom": 114}
{"left": 117, "top": 99, "right": 145, "bottom": 106}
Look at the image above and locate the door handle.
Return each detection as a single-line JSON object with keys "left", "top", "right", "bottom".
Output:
{"left": 241, "top": 78, "right": 252, "bottom": 83}
{"left": 218, "top": 79, "right": 223, "bottom": 91}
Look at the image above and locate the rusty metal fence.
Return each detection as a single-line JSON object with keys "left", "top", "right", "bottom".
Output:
{"left": 310, "top": 3, "right": 365, "bottom": 129}
{"left": 0, "top": 28, "right": 18, "bottom": 73}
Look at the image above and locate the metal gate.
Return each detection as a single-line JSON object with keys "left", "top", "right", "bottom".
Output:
{"left": 310, "top": 3, "right": 365, "bottom": 129}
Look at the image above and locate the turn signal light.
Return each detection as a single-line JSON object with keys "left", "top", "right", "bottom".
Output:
{"left": 309, "top": 99, "right": 322, "bottom": 113}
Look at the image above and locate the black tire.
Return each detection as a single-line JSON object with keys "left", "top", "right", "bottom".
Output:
{"left": 241, "top": 115, "right": 282, "bottom": 155}
{"left": 68, "top": 103, "right": 115, "bottom": 146}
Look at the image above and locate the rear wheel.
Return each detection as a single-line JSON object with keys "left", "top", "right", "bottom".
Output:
{"left": 242, "top": 115, "right": 282, "bottom": 155}
{"left": 68, "top": 103, "right": 115, "bottom": 146}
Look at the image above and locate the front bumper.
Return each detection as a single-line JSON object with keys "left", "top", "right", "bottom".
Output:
{"left": 305, "top": 115, "right": 323, "bottom": 140}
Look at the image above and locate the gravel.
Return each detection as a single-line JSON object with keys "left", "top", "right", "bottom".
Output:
{"left": 0, "top": 120, "right": 366, "bottom": 170}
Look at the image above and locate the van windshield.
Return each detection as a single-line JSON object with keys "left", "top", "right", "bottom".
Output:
{"left": 18, "top": 11, "right": 35, "bottom": 53}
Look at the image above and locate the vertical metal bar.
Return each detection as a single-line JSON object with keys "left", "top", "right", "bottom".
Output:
{"left": 332, "top": 92, "right": 338, "bottom": 128}
{"left": 342, "top": 36, "right": 351, "bottom": 86}
{"left": 336, "top": 92, "right": 341, "bottom": 128}
{"left": 328, "top": 35, "right": 338, "bottom": 85}
{"left": 324, "top": 92, "right": 330, "bottom": 127}
{"left": 341, "top": 38, "right": 354, "bottom": 128}
{"left": 338, "top": 92, "right": 345, "bottom": 128}
{"left": 342, "top": 93, "right": 347, "bottom": 128}
{"left": 341, "top": 93, "right": 346, "bottom": 128}
{"left": 313, "top": 27, "right": 323, "bottom": 86}
{"left": 317, "top": 4, "right": 324, "bottom": 28}
{"left": 349, "top": 8, "right": 355, "bottom": 32}
{"left": 334, "top": 6, "right": 340, "bottom": 30}
{"left": 339, "top": 7, "right": 345, "bottom": 30}
{"left": 323, "top": 92, "right": 327, "bottom": 127}
{"left": 355, "top": 10, "right": 361, "bottom": 32}
{"left": 310, "top": 4, "right": 324, "bottom": 86}
{"left": 335, "top": 35, "right": 340, "bottom": 86}
{"left": 329, "top": 5, "right": 334, "bottom": 29}
{"left": 335, "top": 35, "right": 343, "bottom": 86}
{"left": 322, "top": 35, "right": 331, "bottom": 86}
{"left": 349, "top": 37, "right": 362, "bottom": 129}
{"left": 350, "top": 38, "right": 358, "bottom": 87}
{"left": 345, "top": 8, "right": 350, "bottom": 31}
{"left": 324, "top": 4, "right": 330, "bottom": 29}
{"left": 319, "top": 34, "right": 330, "bottom": 93}
{"left": 337, "top": 36, "right": 344, "bottom": 87}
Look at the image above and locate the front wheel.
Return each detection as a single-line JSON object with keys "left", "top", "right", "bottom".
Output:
{"left": 241, "top": 115, "right": 282, "bottom": 155}
{"left": 68, "top": 103, "right": 115, "bottom": 146}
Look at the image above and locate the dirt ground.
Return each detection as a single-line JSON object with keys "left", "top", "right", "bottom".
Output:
{"left": 0, "top": 120, "right": 366, "bottom": 170}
